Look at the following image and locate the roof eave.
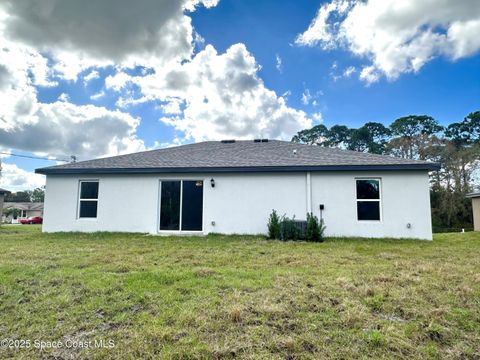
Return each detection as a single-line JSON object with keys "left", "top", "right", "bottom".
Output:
{"left": 35, "top": 163, "right": 441, "bottom": 175}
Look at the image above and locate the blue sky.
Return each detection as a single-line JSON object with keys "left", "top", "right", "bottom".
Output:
{"left": 0, "top": 0, "right": 479, "bottom": 190}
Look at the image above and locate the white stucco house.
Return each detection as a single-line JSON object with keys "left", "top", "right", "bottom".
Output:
{"left": 36, "top": 140, "right": 440, "bottom": 239}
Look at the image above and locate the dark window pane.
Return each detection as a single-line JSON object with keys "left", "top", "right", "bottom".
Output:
{"left": 160, "top": 181, "right": 181, "bottom": 230}
{"left": 357, "top": 201, "right": 380, "bottom": 220}
{"left": 181, "top": 180, "right": 203, "bottom": 231}
{"left": 80, "top": 201, "right": 97, "bottom": 218}
{"left": 356, "top": 179, "right": 380, "bottom": 199}
{"left": 81, "top": 182, "right": 99, "bottom": 199}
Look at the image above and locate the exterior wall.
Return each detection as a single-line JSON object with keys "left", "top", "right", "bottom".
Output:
{"left": 472, "top": 197, "right": 480, "bottom": 231}
{"left": 43, "top": 171, "right": 433, "bottom": 239}
{"left": 310, "top": 171, "right": 432, "bottom": 239}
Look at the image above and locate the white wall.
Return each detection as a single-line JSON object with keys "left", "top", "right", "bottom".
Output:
{"left": 310, "top": 171, "right": 432, "bottom": 240}
{"left": 43, "top": 171, "right": 432, "bottom": 239}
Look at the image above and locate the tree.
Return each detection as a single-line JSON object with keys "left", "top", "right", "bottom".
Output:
{"left": 388, "top": 115, "right": 443, "bottom": 159}
{"left": 3, "top": 188, "right": 45, "bottom": 202}
{"left": 31, "top": 188, "right": 45, "bottom": 202}
{"left": 292, "top": 124, "right": 329, "bottom": 145}
{"left": 445, "top": 111, "right": 480, "bottom": 146}
{"left": 346, "top": 122, "right": 391, "bottom": 154}
{"left": 5, "top": 191, "right": 31, "bottom": 202}
{"left": 326, "top": 125, "right": 351, "bottom": 147}
{"left": 3, "top": 207, "right": 21, "bottom": 219}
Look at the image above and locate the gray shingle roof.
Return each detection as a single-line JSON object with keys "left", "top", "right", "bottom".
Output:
{"left": 3, "top": 202, "right": 44, "bottom": 211}
{"left": 0, "top": 188, "right": 10, "bottom": 194}
{"left": 35, "top": 140, "right": 440, "bottom": 175}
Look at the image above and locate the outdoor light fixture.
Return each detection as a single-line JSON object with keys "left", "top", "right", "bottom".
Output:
{"left": 210, "top": 178, "right": 215, "bottom": 188}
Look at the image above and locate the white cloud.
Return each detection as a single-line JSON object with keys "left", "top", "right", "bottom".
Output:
{"left": 312, "top": 112, "right": 323, "bottom": 121}
{"left": 359, "top": 65, "right": 380, "bottom": 84}
{"left": 57, "top": 93, "right": 70, "bottom": 102}
{"left": 83, "top": 70, "right": 100, "bottom": 85}
{"left": 0, "top": 0, "right": 313, "bottom": 162}
{"left": 0, "top": 163, "right": 45, "bottom": 191}
{"left": 90, "top": 90, "right": 105, "bottom": 101}
{"left": 0, "top": 0, "right": 218, "bottom": 80}
{"left": 0, "top": 36, "right": 144, "bottom": 160}
{"left": 343, "top": 66, "right": 356, "bottom": 77}
{"left": 109, "top": 44, "right": 312, "bottom": 141}
{"left": 301, "top": 89, "right": 312, "bottom": 105}
{"left": 275, "top": 54, "right": 283, "bottom": 73}
{"left": 296, "top": 0, "right": 480, "bottom": 83}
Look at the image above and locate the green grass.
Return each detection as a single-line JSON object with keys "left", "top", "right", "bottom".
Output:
{"left": 0, "top": 225, "right": 479, "bottom": 359}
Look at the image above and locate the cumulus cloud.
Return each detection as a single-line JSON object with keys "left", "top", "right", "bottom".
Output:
{"left": 0, "top": 0, "right": 218, "bottom": 80}
{"left": 0, "top": 24, "right": 144, "bottom": 160}
{"left": 0, "top": 101, "right": 144, "bottom": 159}
{"left": 0, "top": 163, "right": 45, "bottom": 192}
{"left": 106, "top": 44, "right": 312, "bottom": 142}
{"left": 296, "top": 0, "right": 480, "bottom": 83}
{"left": 0, "top": 0, "right": 314, "bottom": 162}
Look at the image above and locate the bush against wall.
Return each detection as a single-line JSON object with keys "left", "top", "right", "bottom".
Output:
{"left": 267, "top": 209, "right": 281, "bottom": 239}
{"left": 306, "top": 212, "right": 325, "bottom": 242}
{"left": 267, "top": 210, "right": 325, "bottom": 242}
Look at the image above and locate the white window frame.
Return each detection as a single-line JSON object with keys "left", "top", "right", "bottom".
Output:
{"left": 158, "top": 179, "right": 205, "bottom": 234}
{"left": 355, "top": 178, "right": 382, "bottom": 222}
{"left": 77, "top": 180, "right": 99, "bottom": 220}
{"left": 20, "top": 210, "right": 27, "bottom": 218}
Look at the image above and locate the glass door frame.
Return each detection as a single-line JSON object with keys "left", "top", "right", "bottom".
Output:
{"left": 157, "top": 178, "right": 205, "bottom": 234}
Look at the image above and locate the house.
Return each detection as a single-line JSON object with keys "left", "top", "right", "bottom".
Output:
{"left": 35, "top": 140, "right": 440, "bottom": 239}
{"left": 466, "top": 192, "right": 480, "bottom": 231}
{"left": 2, "top": 202, "right": 44, "bottom": 223}
{"left": 0, "top": 188, "right": 10, "bottom": 221}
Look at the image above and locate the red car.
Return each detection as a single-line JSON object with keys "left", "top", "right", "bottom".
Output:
{"left": 20, "top": 216, "right": 43, "bottom": 224}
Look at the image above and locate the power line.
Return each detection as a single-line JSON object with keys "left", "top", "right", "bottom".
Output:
{"left": 0, "top": 151, "right": 70, "bottom": 162}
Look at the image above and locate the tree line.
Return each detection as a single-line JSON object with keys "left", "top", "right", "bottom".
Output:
{"left": 4, "top": 188, "right": 45, "bottom": 203}
{"left": 292, "top": 111, "right": 480, "bottom": 231}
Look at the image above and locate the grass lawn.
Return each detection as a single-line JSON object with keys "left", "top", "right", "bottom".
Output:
{"left": 0, "top": 226, "right": 479, "bottom": 359}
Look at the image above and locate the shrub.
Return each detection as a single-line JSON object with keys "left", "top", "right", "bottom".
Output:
{"left": 267, "top": 210, "right": 281, "bottom": 239}
{"left": 268, "top": 211, "right": 326, "bottom": 242}
{"left": 306, "top": 213, "right": 321, "bottom": 242}
{"left": 319, "top": 218, "right": 326, "bottom": 242}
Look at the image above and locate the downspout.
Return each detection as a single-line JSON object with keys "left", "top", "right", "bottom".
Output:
{"left": 306, "top": 172, "right": 312, "bottom": 215}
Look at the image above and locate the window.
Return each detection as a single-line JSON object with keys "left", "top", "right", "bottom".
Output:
{"left": 78, "top": 181, "right": 99, "bottom": 218}
{"left": 20, "top": 210, "right": 27, "bottom": 218}
{"left": 356, "top": 179, "right": 381, "bottom": 221}
{"left": 159, "top": 180, "right": 203, "bottom": 231}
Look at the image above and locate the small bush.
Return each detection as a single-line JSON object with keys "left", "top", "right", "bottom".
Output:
{"left": 267, "top": 210, "right": 281, "bottom": 239}
{"left": 306, "top": 213, "right": 321, "bottom": 242}
{"left": 268, "top": 210, "right": 326, "bottom": 242}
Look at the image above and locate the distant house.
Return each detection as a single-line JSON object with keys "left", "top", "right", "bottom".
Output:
{"left": 466, "top": 192, "right": 480, "bottom": 231}
{"left": 0, "top": 188, "right": 10, "bottom": 221}
{"left": 2, "top": 202, "right": 44, "bottom": 223}
{"left": 36, "top": 140, "right": 440, "bottom": 239}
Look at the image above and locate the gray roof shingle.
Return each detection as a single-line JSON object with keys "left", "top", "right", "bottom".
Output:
{"left": 35, "top": 140, "right": 440, "bottom": 174}
{"left": 3, "top": 202, "right": 44, "bottom": 210}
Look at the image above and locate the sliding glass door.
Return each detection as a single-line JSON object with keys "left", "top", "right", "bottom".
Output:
{"left": 159, "top": 180, "right": 203, "bottom": 231}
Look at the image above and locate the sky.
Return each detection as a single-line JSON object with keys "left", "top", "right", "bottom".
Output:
{"left": 0, "top": 0, "right": 479, "bottom": 191}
